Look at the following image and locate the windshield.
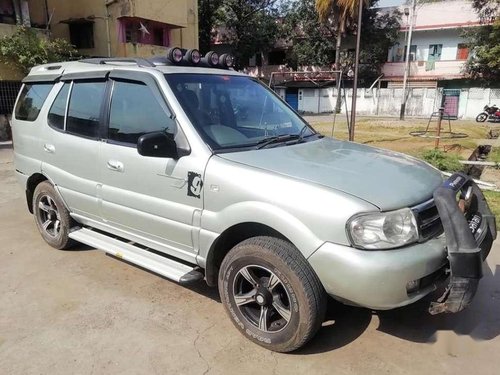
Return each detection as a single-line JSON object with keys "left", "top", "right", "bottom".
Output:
{"left": 165, "top": 73, "right": 316, "bottom": 151}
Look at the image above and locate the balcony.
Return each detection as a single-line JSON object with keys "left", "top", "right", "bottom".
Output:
{"left": 382, "top": 60, "right": 467, "bottom": 80}
{"left": 118, "top": 0, "right": 191, "bottom": 28}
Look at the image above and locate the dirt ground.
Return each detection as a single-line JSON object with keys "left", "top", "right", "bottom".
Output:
{"left": 1, "top": 145, "right": 500, "bottom": 375}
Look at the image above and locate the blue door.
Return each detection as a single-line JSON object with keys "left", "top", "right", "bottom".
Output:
{"left": 285, "top": 88, "right": 299, "bottom": 110}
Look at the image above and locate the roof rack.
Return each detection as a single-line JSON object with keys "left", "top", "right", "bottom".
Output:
{"left": 79, "top": 57, "right": 155, "bottom": 68}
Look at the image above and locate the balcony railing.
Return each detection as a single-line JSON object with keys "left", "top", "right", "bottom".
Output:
{"left": 382, "top": 60, "right": 467, "bottom": 79}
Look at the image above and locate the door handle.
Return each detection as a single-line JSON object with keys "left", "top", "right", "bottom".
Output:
{"left": 43, "top": 143, "right": 55, "bottom": 153}
{"left": 107, "top": 160, "right": 124, "bottom": 172}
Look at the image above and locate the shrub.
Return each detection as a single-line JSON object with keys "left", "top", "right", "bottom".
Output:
{"left": 421, "top": 149, "right": 463, "bottom": 172}
{"left": 0, "top": 27, "right": 78, "bottom": 74}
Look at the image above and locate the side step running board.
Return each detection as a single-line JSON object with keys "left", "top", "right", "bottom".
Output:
{"left": 69, "top": 228, "right": 203, "bottom": 284}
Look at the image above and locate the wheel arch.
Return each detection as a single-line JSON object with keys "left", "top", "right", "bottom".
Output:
{"left": 25, "top": 173, "right": 69, "bottom": 214}
{"left": 26, "top": 173, "right": 48, "bottom": 213}
{"left": 204, "top": 222, "right": 290, "bottom": 287}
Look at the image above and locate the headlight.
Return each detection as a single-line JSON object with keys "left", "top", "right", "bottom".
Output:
{"left": 347, "top": 208, "right": 418, "bottom": 249}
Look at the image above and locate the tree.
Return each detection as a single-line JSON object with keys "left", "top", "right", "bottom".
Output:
{"left": 0, "top": 27, "right": 77, "bottom": 74}
{"left": 198, "top": 0, "right": 223, "bottom": 53}
{"left": 281, "top": 0, "right": 337, "bottom": 68}
{"left": 315, "top": 0, "right": 369, "bottom": 71}
{"left": 471, "top": 0, "right": 499, "bottom": 22}
{"left": 464, "top": 19, "right": 500, "bottom": 83}
{"left": 218, "top": 0, "right": 280, "bottom": 68}
{"left": 464, "top": 0, "right": 500, "bottom": 83}
{"left": 284, "top": 0, "right": 400, "bottom": 85}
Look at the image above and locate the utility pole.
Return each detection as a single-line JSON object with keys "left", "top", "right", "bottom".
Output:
{"left": 349, "top": 0, "right": 364, "bottom": 142}
{"left": 399, "top": 0, "right": 417, "bottom": 120}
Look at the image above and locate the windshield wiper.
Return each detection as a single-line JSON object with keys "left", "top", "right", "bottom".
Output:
{"left": 256, "top": 134, "right": 300, "bottom": 149}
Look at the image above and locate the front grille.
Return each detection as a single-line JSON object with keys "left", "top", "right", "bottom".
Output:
{"left": 412, "top": 198, "right": 444, "bottom": 242}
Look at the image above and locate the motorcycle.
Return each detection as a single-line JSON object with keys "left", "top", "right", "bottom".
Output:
{"left": 476, "top": 104, "right": 500, "bottom": 122}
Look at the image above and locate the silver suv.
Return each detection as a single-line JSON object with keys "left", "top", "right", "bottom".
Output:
{"left": 12, "top": 48, "right": 496, "bottom": 352}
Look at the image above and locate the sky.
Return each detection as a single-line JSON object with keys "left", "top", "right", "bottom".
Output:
{"left": 378, "top": 0, "right": 404, "bottom": 6}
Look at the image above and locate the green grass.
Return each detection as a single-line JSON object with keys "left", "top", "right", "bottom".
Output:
{"left": 483, "top": 191, "right": 500, "bottom": 223}
{"left": 488, "top": 147, "right": 500, "bottom": 164}
{"left": 420, "top": 149, "right": 463, "bottom": 172}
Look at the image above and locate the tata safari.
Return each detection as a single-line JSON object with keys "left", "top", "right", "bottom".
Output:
{"left": 12, "top": 48, "right": 496, "bottom": 352}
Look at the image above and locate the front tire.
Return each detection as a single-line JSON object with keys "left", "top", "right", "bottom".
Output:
{"left": 33, "top": 181, "right": 75, "bottom": 250}
{"left": 476, "top": 113, "right": 488, "bottom": 122}
{"left": 218, "top": 236, "right": 326, "bottom": 352}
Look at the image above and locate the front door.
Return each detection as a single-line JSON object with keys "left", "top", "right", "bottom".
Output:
{"left": 285, "top": 88, "right": 299, "bottom": 111}
{"left": 99, "top": 73, "right": 206, "bottom": 263}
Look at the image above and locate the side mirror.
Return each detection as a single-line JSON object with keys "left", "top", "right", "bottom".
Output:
{"left": 137, "top": 131, "right": 178, "bottom": 159}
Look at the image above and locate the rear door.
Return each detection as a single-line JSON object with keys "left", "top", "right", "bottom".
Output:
{"left": 41, "top": 75, "right": 108, "bottom": 220}
{"left": 99, "top": 71, "right": 206, "bottom": 263}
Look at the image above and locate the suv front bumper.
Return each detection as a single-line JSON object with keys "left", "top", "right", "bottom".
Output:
{"left": 308, "top": 237, "right": 449, "bottom": 310}
{"left": 308, "top": 173, "right": 496, "bottom": 311}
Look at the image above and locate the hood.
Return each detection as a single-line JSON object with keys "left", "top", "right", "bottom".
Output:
{"left": 218, "top": 137, "right": 443, "bottom": 211}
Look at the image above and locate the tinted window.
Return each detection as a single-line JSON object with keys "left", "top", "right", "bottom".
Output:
{"left": 47, "top": 83, "right": 70, "bottom": 130}
{"left": 67, "top": 81, "right": 106, "bottom": 138}
{"left": 108, "top": 80, "right": 174, "bottom": 144}
{"left": 15, "top": 83, "right": 53, "bottom": 121}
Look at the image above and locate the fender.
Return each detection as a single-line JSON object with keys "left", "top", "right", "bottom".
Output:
{"left": 199, "top": 201, "right": 324, "bottom": 261}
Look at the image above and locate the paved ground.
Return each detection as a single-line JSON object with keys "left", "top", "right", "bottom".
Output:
{"left": 1, "top": 145, "right": 500, "bottom": 375}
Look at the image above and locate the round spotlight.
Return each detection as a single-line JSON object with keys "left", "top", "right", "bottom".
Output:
{"left": 205, "top": 51, "right": 219, "bottom": 67}
{"left": 186, "top": 49, "right": 201, "bottom": 65}
{"left": 219, "top": 54, "right": 234, "bottom": 68}
{"left": 167, "top": 47, "right": 184, "bottom": 64}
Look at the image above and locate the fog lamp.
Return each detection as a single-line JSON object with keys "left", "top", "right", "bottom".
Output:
{"left": 406, "top": 279, "right": 421, "bottom": 294}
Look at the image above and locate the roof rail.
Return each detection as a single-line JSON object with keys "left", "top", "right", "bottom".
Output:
{"left": 79, "top": 58, "right": 155, "bottom": 68}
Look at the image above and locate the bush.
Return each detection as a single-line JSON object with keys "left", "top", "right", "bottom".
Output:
{"left": 0, "top": 27, "right": 78, "bottom": 74}
{"left": 421, "top": 149, "right": 463, "bottom": 172}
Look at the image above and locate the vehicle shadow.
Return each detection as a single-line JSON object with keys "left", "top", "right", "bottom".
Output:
{"left": 294, "top": 298, "right": 372, "bottom": 354}
{"left": 70, "top": 243, "right": 97, "bottom": 252}
{"left": 297, "top": 263, "right": 500, "bottom": 355}
{"left": 184, "top": 279, "right": 222, "bottom": 303}
{"left": 376, "top": 264, "right": 500, "bottom": 343}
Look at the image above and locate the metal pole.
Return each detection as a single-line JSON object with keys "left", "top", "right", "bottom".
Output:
{"left": 349, "top": 0, "right": 363, "bottom": 142}
{"left": 435, "top": 107, "right": 444, "bottom": 149}
{"left": 399, "top": 0, "right": 416, "bottom": 120}
{"left": 104, "top": 0, "right": 112, "bottom": 57}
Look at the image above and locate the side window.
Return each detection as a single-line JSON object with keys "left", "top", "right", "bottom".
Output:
{"left": 67, "top": 81, "right": 106, "bottom": 138}
{"left": 108, "top": 80, "right": 175, "bottom": 145}
{"left": 14, "top": 83, "right": 53, "bottom": 121}
{"left": 47, "top": 83, "right": 70, "bottom": 130}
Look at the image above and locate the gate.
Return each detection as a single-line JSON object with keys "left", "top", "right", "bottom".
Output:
{"left": 442, "top": 89, "right": 461, "bottom": 118}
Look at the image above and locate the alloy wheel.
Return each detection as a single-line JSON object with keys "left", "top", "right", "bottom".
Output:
{"left": 232, "top": 265, "right": 292, "bottom": 333}
{"left": 37, "top": 195, "right": 61, "bottom": 238}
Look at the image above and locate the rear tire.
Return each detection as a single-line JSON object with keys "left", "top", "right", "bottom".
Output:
{"left": 476, "top": 113, "right": 488, "bottom": 122}
{"left": 218, "top": 236, "right": 326, "bottom": 352}
{"left": 33, "top": 181, "right": 75, "bottom": 250}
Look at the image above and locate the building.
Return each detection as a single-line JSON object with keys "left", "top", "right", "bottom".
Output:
{"left": 382, "top": 0, "right": 479, "bottom": 88}
{"left": 0, "top": 0, "right": 199, "bottom": 140}
{"left": 47, "top": 0, "right": 198, "bottom": 58}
